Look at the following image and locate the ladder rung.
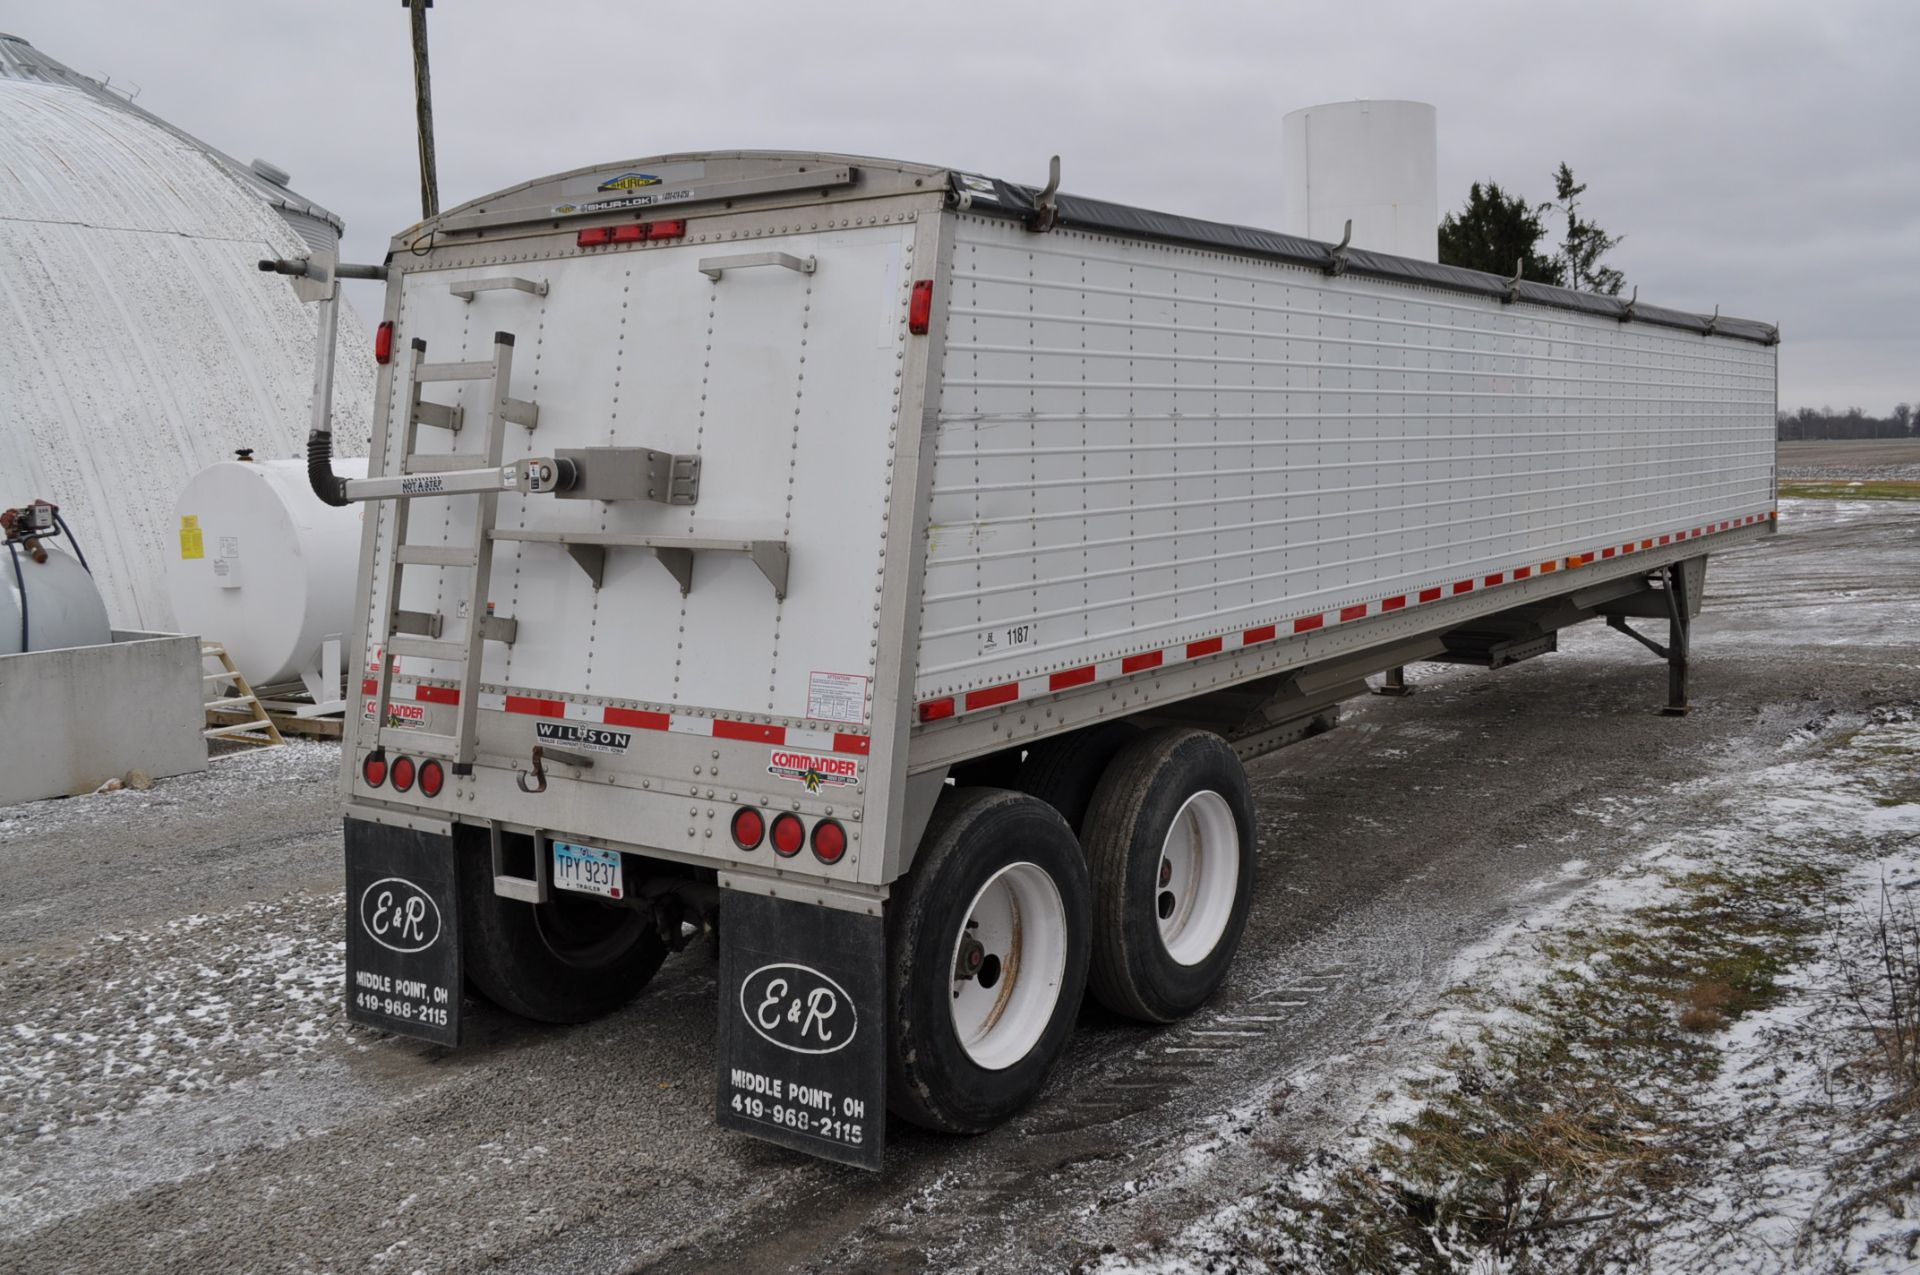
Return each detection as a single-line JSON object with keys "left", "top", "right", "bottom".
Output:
{"left": 385, "top": 635, "right": 466, "bottom": 661}
{"left": 203, "top": 670, "right": 237, "bottom": 682}
{"left": 205, "top": 695, "right": 257, "bottom": 710}
{"left": 393, "top": 609, "right": 444, "bottom": 638}
{"left": 205, "top": 721, "right": 277, "bottom": 740}
{"left": 415, "top": 360, "right": 495, "bottom": 383}
{"left": 503, "top": 398, "right": 539, "bottom": 428}
{"left": 396, "top": 545, "right": 479, "bottom": 568}
{"left": 413, "top": 401, "right": 464, "bottom": 431}
{"left": 379, "top": 728, "right": 461, "bottom": 754}
{"left": 404, "top": 453, "right": 480, "bottom": 473}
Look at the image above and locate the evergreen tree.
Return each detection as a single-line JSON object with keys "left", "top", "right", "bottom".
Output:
{"left": 1437, "top": 180, "right": 1562, "bottom": 284}
{"left": 1543, "top": 163, "right": 1626, "bottom": 295}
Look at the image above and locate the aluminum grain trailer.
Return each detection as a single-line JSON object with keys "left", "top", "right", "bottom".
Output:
{"left": 300, "top": 152, "right": 1778, "bottom": 1169}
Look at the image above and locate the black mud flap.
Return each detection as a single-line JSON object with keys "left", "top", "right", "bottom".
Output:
{"left": 717, "top": 891, "right": 885, "bottom": 1170}
{"left": 344, "top": 816, "right": 462, "bottom": 1046}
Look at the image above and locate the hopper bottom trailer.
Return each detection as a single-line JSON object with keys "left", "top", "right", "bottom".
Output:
{"left": 295, "top": 152, "right": 1777, "bottom": 1169}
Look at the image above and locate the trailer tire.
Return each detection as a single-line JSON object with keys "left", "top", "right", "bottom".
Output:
{"left": 459, "top": 835, "right": 667, "bottom": 1024}
{"left": 1014, "top": 720, "right": 1142, "bottom": 834}
{"left": 1080, "top": 729, "right": 1255, "bottom": 1023}
{"left": 886, "top": 788, "right": 1090, "bottom": 1134}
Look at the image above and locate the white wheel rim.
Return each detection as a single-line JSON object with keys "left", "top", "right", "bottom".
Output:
{"left": 948, "top": 861, "right": 1068, "bottom": 1071}
{"left": 1155, "top": 790, "right": 1239, "bottom": 966}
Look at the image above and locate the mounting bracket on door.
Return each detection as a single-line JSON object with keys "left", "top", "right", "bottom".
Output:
{"left": 553, "top": 447, "right": 700, "bottom": 506}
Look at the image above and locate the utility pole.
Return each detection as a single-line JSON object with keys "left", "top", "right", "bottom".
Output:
{"left": 406, "top": 0, "right": 439, "bottom": 220}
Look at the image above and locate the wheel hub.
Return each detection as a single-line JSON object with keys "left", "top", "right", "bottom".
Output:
{"left": 947, "top": 861, "right": 1069, "bottom": 1070}
{"left": 1154, "top": 789, "right": 1239, "bottom": 967}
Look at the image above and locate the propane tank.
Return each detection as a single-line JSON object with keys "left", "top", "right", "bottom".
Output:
{"left": 166, "top": 456, "right": 368, "bottom": 690}
{"left": 1, "top": 538, "right": 113, "bottom": 655}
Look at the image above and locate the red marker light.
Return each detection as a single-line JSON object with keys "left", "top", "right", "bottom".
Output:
{"left": 576, "top": 226, "right": 613, "bottom": 247}
{"left": 390, "top": 755, "right": 416, "bottom": 793}
{"left": 610, "top": 224, "right": 645, "bottom": 243}
{"left": 418, "top": 759, "right": 444, "bottom": 798}
{"left": 361, "top": 753, "right": 387, "bottom": 788}
{"left": 811, "top": 820, "right": 847, "bottom": 865}
{"left": 374, "top": 321, "right": 394, "bottom": 365}
{"left": 648, "top": 219, "right": 687, "bottom": 240}
{"left": 770, "top": 813, "right": 805, "bottom": 857}
{"left": 731, "top": 807, "right": 766, "bottom": 850}
{"left": 909, "top": 279, "right": 934, "bottom": 334}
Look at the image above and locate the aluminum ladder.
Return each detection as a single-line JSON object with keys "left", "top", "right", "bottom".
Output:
{"left": 365, "top": 332, "right": 535, "bottom": 775}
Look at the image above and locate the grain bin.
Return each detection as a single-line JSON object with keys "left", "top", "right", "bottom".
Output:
{"left": 0, "top": 33, "right": 374, "bottom": 633}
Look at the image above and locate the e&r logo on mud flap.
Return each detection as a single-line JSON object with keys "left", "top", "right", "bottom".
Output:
{"left": 740, "top": 963, "right": 857, "bottom": 1055}
{"left": 767, "top": 749, "right": 859, "bottom": 793}
{"left": 358, "top": 877, "right": 443, "bottom": 954}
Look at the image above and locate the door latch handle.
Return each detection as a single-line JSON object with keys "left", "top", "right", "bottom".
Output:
{"left": 515, "top": 744, "right": 595, "bottom": 793}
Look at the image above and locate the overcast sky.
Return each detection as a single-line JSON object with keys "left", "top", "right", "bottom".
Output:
{"left": 9, "top": 0, "right": 1916, "bottom": 411}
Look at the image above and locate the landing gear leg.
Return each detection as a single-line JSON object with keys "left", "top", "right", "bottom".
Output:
{"left": 1661, "top": 563, "right": 1691, "bottom": 717}
{"left": 1373, "top": 666, "right": 1413, "bottom": 697}
{"left": 1604, "top": 563, "right": 1693, "bottom": 717}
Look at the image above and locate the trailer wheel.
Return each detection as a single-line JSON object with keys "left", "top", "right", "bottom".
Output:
{"left": 1080, "top": 729, "right": 1255, "bottom": 1023}
{"left": 1014, "top": 719, "right": 1141, "bottom": 833}
{"left": 459, "top": 834, "right": 667, "bottom": 1024}
{"left": 886, "top": 788, "right": 1090, "bottom": 1134}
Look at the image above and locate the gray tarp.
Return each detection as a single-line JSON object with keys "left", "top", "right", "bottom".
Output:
{"left": 954, "top": 173, "right": 1776, "bottom": 347}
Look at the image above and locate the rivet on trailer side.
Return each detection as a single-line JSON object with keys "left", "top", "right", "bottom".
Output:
{"left": 280, "top": 151, "right": 1778, "bottom": 1171}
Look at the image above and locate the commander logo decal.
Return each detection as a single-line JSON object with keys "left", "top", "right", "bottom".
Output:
{"left": 768, "top": 749, "right": 860, "bottom": 792}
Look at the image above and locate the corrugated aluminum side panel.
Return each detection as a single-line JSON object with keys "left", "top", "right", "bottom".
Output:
{"left": 914, "top": 212, "right": 1775, "bottom": 702}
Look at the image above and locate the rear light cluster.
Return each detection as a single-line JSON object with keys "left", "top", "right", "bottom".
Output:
{"left": 730, "top": 805, "right": 846, "bottom": 866}
{"left": 576, "top": 219, "right": 687, "bottom": 249}
{"left": 361, "top": 752, "right": 444, "bottom": 798}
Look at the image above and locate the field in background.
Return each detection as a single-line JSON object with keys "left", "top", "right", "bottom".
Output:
{"left": 1780, "top": 439, "right": 1920, "bottom": 480}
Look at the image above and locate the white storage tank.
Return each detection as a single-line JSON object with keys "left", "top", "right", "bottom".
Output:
{"left": 167, "top": 457, "right": 368, "bottom": 693}
{"left": 1281, "top": 100, "right": 1438, "bottom": 262}
{"left": 1, "top": 541, "right": 112, "bottom": 655}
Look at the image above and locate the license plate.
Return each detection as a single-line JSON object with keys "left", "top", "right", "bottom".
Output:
{"left": 552, "top": 841, "right": 623, "bottom": 899}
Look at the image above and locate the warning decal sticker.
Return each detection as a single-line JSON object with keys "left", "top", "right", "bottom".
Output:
{"left": 179, "top": 514, "right": 203, "bottom": 560}
{"left": 806, "top": 671, "right": 868, "bottom": 725}
{"left": 768, "top": 749, "right": 860, "bottom": 792}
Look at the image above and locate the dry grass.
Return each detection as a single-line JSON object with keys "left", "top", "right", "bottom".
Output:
{"left": 1213, "top": 855, "right": 1840, "bottom": 1274}
{"left": 1838, "top": 881, "right": 1920, "bottom": 1112}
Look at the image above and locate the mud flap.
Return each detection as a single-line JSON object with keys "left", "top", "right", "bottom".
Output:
{"left": 344, "top": 816, "right": 462, "bottom": 1046}
{"left": 716, "top": 890, "right": 885, "bottom": 1170}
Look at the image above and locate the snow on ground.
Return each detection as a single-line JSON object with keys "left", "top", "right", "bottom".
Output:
{"left": 0, "top": 739, "right": 339, "bottom": 845}
{"left": 1098, "top": 706, "right": 1920, "bottom": 1274}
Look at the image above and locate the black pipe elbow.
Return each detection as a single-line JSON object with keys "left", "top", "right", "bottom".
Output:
{"left": 307, "top": 431, "right": 351, "bottom": 507}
